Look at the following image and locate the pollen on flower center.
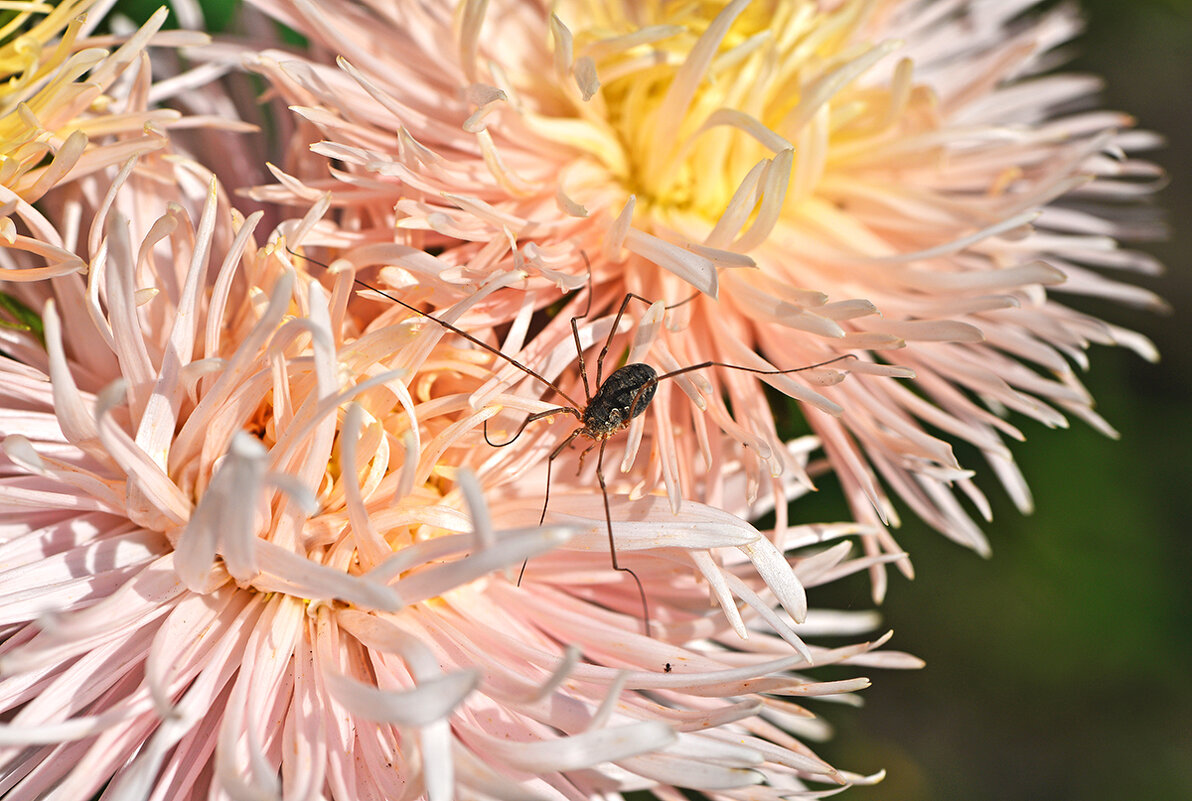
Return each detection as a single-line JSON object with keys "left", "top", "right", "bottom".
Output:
{"left": 539, "top": 0, "right": 923, "bottom": 231}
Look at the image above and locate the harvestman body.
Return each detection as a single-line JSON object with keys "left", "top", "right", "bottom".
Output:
{"left": 289, "top": 247, "right": 853, "bottom": 637}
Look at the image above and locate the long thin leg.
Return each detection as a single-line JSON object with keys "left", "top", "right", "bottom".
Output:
{"left": 654, "top": 353, "right": 857, "bottom": 384}
{"left": 517, "top": 426, "right": 583, "bottom": 586}
{"left": 572, "top": 261, "right": 704, "bottom": 400}
{"left": 571, "top": 314, "right": 593, "bottom": 403}
{"left": 571, "top": 254, "right": 598, "bottom": 402}
{"left": 286, "top": 246, "right": 584, "bottom": 410}
{"left": 595, "top": 438, "right": 651, "bottom": 637}
{"left": 593, "top": 292, "right": 656, "bottom": 392}
{"left": 594, "top": 290, "right": 702, "bottom": 389}
{"left": 484, "top": 406, "right": 579, "bottom": 448}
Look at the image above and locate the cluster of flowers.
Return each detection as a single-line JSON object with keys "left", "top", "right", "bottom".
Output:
{"left": 0, "top": 1, "right": 1161, "bottom": 799}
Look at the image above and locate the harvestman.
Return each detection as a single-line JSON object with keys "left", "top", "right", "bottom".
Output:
{"left": 290, "top": 248, "right": 853, "bottom": 636}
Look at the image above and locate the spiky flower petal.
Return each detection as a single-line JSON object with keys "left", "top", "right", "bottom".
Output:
{"left": 243, "top": 0, "right": 1163, "bottom": 600}
{"left": 0, "top": 46, "right": 917, "bottom": 801}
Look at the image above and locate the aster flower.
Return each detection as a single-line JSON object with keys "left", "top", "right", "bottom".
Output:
{"left": 0, "top": 76, "right": 920, "bottom": 801}
{"left": 0, "top": 3, "right": 259, "bottom": 284}
{"left": 242, "top": 0, "right": 1165, "bottom": 598}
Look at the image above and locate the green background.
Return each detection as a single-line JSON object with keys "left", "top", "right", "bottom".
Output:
{"left": 815, "top": 2, "right": 1192, "bottom": 798}
{"left": 117, "top": 0, "right": 1192, "bottom": 798}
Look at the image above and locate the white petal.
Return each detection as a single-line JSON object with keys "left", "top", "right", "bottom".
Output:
{"left": 325, "top": 669, "right": 480, "bottom": 727}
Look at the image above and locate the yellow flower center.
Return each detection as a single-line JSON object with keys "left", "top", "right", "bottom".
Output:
{"left": 532, "top": 0, "right": 932, "bottom": 241}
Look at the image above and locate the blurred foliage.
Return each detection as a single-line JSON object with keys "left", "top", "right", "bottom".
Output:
{"left": 116, "top": 0, "right": 1192, "bottom": 798}
{"left": 0, "top": 292, "right": 43, "bottom": 345}
{"left": 117, "top": 0, "right": 236, "bottom": 31}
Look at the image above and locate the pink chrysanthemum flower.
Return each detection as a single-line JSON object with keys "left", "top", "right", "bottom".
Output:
{"left": 0, "top": 153, "right": 922, "bottom": 800}
{"left": 243, "top": 0, "right": 1164, "bottom": 597}
{"left": 0, "top": 68, "right": 919, "bottom": 801}
{"left": 0, "top": 4, "right": 253, "bottom": 283}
